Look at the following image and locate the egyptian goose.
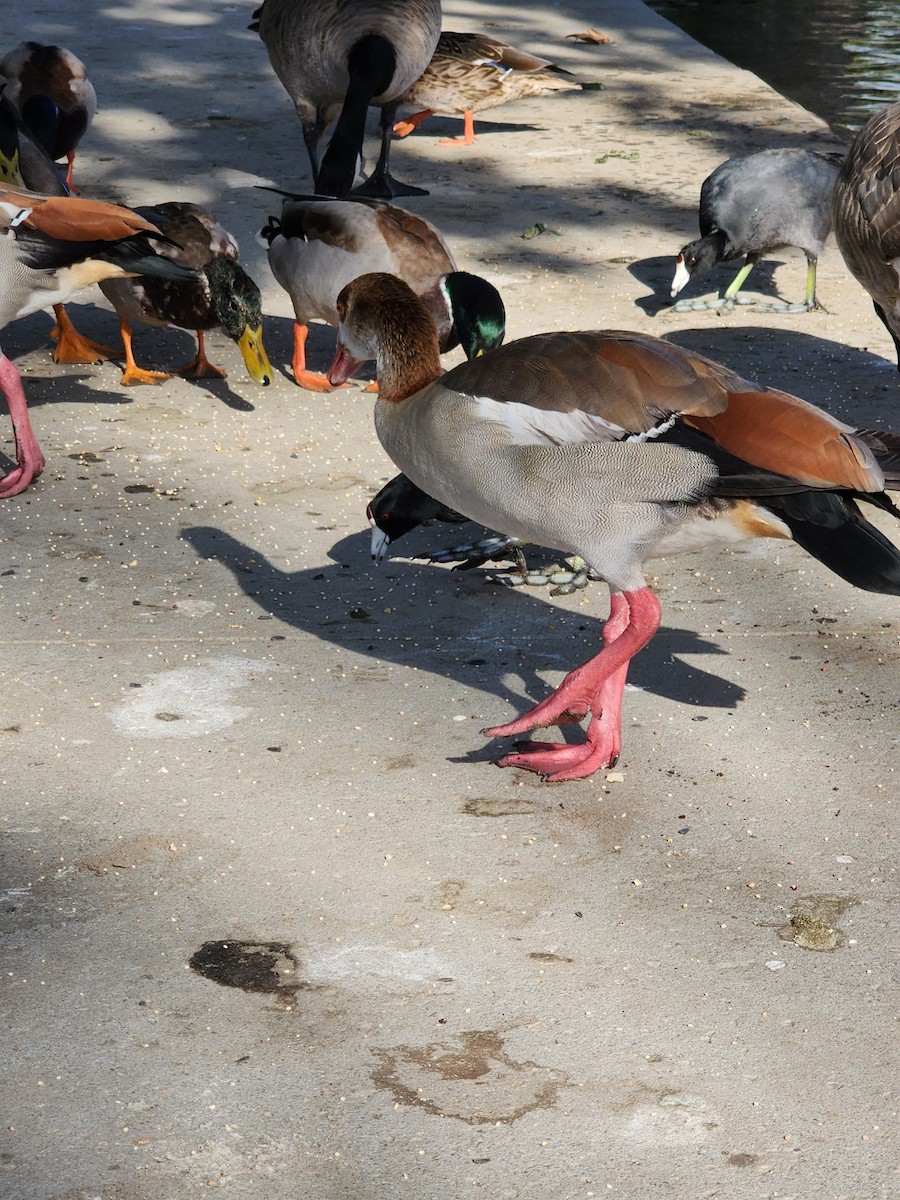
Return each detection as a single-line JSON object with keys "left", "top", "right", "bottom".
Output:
{"left": 671, "top": 148, "right": 842, "bottom": 310}
{"left": 99, "top": 202, "right": 273, "bottom": 387}
{"left": 0, "top": 187, "right": 196, "bottom": 496}
{"left": 0, "top": 42, "right": 96, "bottom": 192}
{"left": 252, "top": 0, "right": 440, "bottom": 197}
{"left": 832, "top": 101, "right": 900, "bottom": 368}
{"left": 393, "top": 31, "right": 581, "bottom": 147}
{"left": 260, "top": 192, "right": 504, "bottom": 390}
{"left": 328, "top": 272, "right": 900, "bottom": 782}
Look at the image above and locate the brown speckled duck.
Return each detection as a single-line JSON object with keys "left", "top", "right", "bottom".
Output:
{"left": 252, "top": 0, "right": 440, "bottom": 197}
{"left": 326, "top": 272, "right": 900, "bottom": 781}
{"left": 394, "top": 31, "right": 581, "bottom": 146}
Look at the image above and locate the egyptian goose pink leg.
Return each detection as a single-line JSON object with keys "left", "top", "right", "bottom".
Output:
{"left": 483, "top": 587, "right": 661, "bottom": 781}
{"left": 0, "top": 353, "right": 45, "bottom": 497}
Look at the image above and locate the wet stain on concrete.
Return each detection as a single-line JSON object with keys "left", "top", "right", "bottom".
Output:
{"left": 777, "top": 893, "right": 859, "bottom": 951}
{"left": 726, "top": 1152, "right": 759, "bottom": 1167}
{"left": 461, "top": 797, "right": 538, "bottom": 817}
{"left": 189, "top": 940, "right": 306, "bottom": 1001}
{"left": 371, "top": 1029, "right": 570, "bottom": 1124}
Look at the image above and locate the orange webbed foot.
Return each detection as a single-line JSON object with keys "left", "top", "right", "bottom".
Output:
{"left": 120, "top": 364, "right": 170, "bottom": 387}
{"left": 50, "top": 306, "right": 117, "bottom": 364}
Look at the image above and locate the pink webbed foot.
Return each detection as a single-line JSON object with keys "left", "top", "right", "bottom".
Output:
{"left": 0, "top": 452, "right": 46, "bottom": 497}
{"left": 493, "top": 689, "right": 624, "bottom": 782}
{"left": 0, "top": 354, "right": 45, "bottom": 497}
{"left": 483, "top": 589, "right": 659, "bottom": 782}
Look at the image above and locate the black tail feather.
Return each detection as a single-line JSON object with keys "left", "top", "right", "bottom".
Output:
{"left": 767, "top": 491, "right": 900, "bottom": 596}
{"left": 99, "top": 235, "right": 197, "bottom": 282}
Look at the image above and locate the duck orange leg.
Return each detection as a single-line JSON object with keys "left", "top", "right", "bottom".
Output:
{"left": 50, "top": 304, "right": 118, "bottom": 364}
{"left": 176, "top": 330, "right": 227, "bottom": 379}
{"left": 291, "top": 322, "right": 348, "bottom": 392}
{"left": 484, "top": 587, "right": 661, "bottom": 781}
{"left": 392, "top": 108, "right": 435, "bottom": 138}
{"left": 118, "top": 320, "right": 169, "bottom": 386}
{"left": 438, "top": 111, "right": 477, "bottom": 146}
{"left": 0, "top": 353, "right": 45, "bottom": 497}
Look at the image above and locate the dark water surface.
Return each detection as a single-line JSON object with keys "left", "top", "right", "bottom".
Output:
{"left": 645, "top": 0, "right": 900, "bottom": 135}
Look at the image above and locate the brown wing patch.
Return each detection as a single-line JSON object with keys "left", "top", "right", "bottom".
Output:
{"left": 1, "top": 190, "right": 164, "bottom": 244}
{"left": 279, "top": 201, "right": 363, "bottom": 252}
{"left": 14, "top": 43, "right": 80, "bottom": 105}
{"left": 442, "top": 330, "right": 737, "bottom": 432}
{"left": 436, "top": 32, "right": 553, "bottom": 72}
{"left": 373, "top": 203, "right": 455, "bottom": 277}
{"left": 685, "top": 388, "right": 884, "bottom": 491}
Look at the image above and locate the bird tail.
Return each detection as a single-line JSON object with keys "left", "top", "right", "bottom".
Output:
{"left": 768, "top": 490, "right": 900, "bottom": 596}
{"left": 96, "top": 233, "right": 197, "bottom": 282}
{"left": 856, "top": 427, "right": 900, "bottom": 485}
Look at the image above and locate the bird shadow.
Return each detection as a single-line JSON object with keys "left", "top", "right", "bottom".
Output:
{"left": 628, "top": 254, "right": 785, "bottom": 315}
{"left": 181, "top": 524, "right": 746, "bottom": 726}
{"left": 6, "top": 310, "right": 263, "bottom": 413}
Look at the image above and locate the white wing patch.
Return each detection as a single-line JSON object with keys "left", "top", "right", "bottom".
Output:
{"left": 471, "top": 393, "right": 625, "bottom": 445}
{"left": 625, "top": 411, "right": 680, "bottom": 442}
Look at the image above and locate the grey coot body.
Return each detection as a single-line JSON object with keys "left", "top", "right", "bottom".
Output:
{"left": 672, "top": 148, "right": 841, "bottom": 308}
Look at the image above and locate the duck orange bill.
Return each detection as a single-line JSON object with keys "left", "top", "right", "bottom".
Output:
{"left": 327, "top": 342, "right": 366, "bottom": 386}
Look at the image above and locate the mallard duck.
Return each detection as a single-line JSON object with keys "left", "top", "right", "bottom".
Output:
{"left": 832, "top": 101, "right": 900, "bottom": 368}
{"left": 0, "top": 42, "right": 96, "bottom": 192}
{"left": 99, "top": 202, "right": 273, "bottom": 387}
{"left": 327, "top": 272, "right": 900, "bottom": 781}
{"left": 0, "top": 187, "right": 197, "bottom": 496}
{"left": 393, "top": 31, "right": 581, "bottom": 146}
{"left": 260, "top": 192, "right": 505, "bottom": 390}
{"left": 252, "top": 0, "right": 440, "bottom": 197}
{"left": 671, "top": 148, "right": 842, "bottom": 310}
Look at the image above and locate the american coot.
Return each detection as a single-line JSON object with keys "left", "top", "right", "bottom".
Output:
{"left": 671, "top": 148, "right": 842, "bottom": 310}
{"left": 251, "top": 0, "right": 440, "bottom": 198}
{"left": 832, "top": 100, "right": 900, "bottom": 369}
{"left": 392, "top": 31, "right": 581, "bottom": 147}
{"left": 327, "top": 272, "right": 900, "bottom": 782}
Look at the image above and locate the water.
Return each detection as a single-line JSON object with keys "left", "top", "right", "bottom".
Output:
{"left": 645, "top": 0, "right": 900, "bottom": 135}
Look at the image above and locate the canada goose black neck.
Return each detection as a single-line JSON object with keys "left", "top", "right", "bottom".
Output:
{"left": 316, "top": 34, "right": 397, "bottom": 197}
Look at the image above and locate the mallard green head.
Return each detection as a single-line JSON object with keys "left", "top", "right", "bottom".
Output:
{"left": 207, "top": 255, "right": 273, "bottom": 386}
{"left": 442, "top": 271, "right": 506, "bottom": 361}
